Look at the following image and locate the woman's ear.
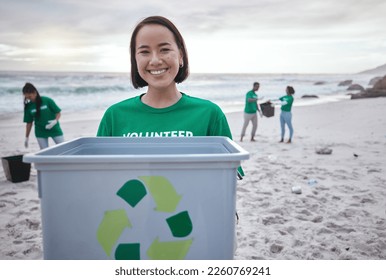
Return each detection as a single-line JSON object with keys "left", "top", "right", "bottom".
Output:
{"left": 179, "top": 49, "right": 184, "bottom": 66}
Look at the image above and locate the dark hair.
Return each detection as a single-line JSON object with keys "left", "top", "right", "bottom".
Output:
{"left": 287, "top": 86, "right": 295, "bottom": 95}
{"left": 23, "top": 82, "right": 42, "bottom": 118}
{"left": 253, "top": 82, "right": 260, "bottom": 87}
{"left": 130, "top": 16, "right": 189, "bottom": 89}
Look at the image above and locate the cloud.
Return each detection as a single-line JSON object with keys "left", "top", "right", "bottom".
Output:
{"left": 1, "top": 0, "right": 385, "bottom": 73}
{"left": 3, "top": 0, "right": 386, "bottom": 39}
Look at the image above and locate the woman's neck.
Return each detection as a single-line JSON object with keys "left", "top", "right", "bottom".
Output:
{"left": 141, "top": 85, "right": 182, "bottom": 108}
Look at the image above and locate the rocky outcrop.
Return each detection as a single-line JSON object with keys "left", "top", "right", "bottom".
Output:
{"left": 351, "top": 90, "right": 386, "bottom": 99}
{"left": 301, "top": 95, "right": 319, "bottom": 98}
{"left": 351, "top": 75, "right": 386, "bottom": 99}
{"left": 314, "top": 81, "right": 326, "bottom": 85}
{"left": 369, "top": 77, "right": 382, "bottom": 86}
{"left": 338, "top": 80, "right": 352, "bottom": 86}
{"left": 347, "top": 84, "right": 365, "bottom": 91}
{"left": 373, "top": 76, "right": 386, "bottom": 90}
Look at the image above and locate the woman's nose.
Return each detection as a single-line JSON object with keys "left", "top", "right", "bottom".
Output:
{"left": 150, "top": 52, "right": 162, "bottom": 65}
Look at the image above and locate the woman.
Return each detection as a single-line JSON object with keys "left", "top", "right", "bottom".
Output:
{"left": 23, "top": 82, "right": 64, "bottom": 149}
{"left": 97, "top": 16, "right": 237, "bottom": 146}
{"left": 97, "top": 17, "right": 243, "bottom": 256}
{"left": 278, "top": 86, "right": 295, "bottom": 143}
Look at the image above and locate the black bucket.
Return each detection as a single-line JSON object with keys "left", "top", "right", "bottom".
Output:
{"left": 1, "top": 155, "right": 31, "bottom": 183}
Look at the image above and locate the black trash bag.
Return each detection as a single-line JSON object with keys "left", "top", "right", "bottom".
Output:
{"left": 260, "top": 101, "right": 275, "bottom": 117}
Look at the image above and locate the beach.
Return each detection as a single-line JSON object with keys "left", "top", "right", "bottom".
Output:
{"left": 0, "top": 97, "right": 385, "bottom": 260}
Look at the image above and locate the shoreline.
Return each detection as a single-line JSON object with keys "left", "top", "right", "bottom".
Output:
{"left": 1, "top": 97, "right": 386, "bottom": 260}
{"left": 0, "top": 92, "right": 354, "bottom": 122}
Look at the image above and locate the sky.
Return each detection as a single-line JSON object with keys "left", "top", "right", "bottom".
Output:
{"left": 1, "top": 0, "right": 385, "bottom": 74}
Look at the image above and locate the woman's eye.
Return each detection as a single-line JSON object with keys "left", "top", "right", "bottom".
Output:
{"left": 160, "top": 48, "right": 170, "bottom": 53}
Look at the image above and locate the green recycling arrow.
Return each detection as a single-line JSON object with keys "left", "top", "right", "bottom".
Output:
{"left": 96, "top": 209, "right": 131, "bottom": 256}
{"left": 139, "top": 176, "right": 182, "bottom": 213}
{"left": 146, "top": 237, "right": 193, "bottom": 260}
{"left": 117, "top": 179, "right": 147, "bottom": 207}
{"left": 166, "top": 211, "right": 193, "bottom": 237}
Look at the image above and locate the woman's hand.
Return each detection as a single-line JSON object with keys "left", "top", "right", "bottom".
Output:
{"left": 45, "top": 119, "right": 58, "bottom": 129}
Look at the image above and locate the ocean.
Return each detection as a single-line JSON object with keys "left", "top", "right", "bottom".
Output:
{"left": 0, "top": 71, "right": 376, "bottom": 118}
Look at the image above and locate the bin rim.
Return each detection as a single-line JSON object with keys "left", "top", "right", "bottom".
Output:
{"left": 23, "top": 136, "right": 250, "bottom": 164}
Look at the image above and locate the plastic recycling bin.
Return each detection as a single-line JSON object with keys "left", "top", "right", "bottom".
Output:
{"left": 23, "top": 136, "right": 249, "bottom": 260}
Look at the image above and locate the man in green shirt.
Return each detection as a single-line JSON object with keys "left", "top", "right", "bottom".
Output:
{"left": 240, "top": 82, "right": 262, "bottom": 142}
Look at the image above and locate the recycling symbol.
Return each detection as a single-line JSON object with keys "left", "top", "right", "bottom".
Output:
{"left": 96, "top": 176, "right": 193, "bottom": 260}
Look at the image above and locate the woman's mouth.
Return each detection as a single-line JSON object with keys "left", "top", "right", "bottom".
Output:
{"left": 148, "top": 69, "right": 167, "bottom": 75}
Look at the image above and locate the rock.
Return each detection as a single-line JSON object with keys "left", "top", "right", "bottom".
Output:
{"left": 350, "top": 92, "right": 366, "bottom": 99}
{"left": 347, "top": 84, "right": 365, "bottom": 91}
{"left": 351, "top": 75, "right": 386, "bottom": 99}
{"left": 351, "top": 90, "right": 386, "bottom": 99}
{"left": 373, "top": 75, "right": 386, "bottom": 90}
{"left": 301, "top": 94, "right": 319, "bottom": 98}
{"left": 314, "top": 81, "right": 326, "bottom": 85}
{"left": 338, "top": 80, "right": 353, "bottom": 86}
{"left": 369, "top": 76, "right": 382, "bottom": 86}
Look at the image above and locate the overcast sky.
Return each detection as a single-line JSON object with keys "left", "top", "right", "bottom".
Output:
{"left": 1, "top": 0, "right": 385, "bottom": 73}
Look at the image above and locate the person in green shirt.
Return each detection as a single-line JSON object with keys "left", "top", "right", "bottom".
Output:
{"left": 277, "top": 86, "right": 295, "bottom": 143}
{"left": 97, "top": 16, "right": 243, "bottom": 177}
{"left": 240, "top": 82, "right": 262, "bottom": 142}
{"left": 23, "top": 82, "right": 64, "bottom": 149}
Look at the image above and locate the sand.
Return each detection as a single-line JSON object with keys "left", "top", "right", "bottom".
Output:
{"left": 0, "top": 97, "right": 385, "bottom": 260}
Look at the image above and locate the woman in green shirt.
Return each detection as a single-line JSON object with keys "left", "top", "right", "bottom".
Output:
{"left": 278, "top": 86, "right": 295, "bottom": 143}
{"left": 23, "top": 82, "right": 64, "bottom": 149}
{"left": 97, "top": 15, "right": 243, "bottom": 177}
{"left": 97, "top": 16, "right": 235, "bottom": 142}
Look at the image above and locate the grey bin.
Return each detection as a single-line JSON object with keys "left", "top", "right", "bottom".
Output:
{"left": 23, "top": 136, "right": 249, "bottom": 260}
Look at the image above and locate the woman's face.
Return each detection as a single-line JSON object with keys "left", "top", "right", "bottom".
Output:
{"left": 24, "top": 91, "right": 37, "bottom": 102}
{"left": 135, "top": 24, "right": 183, "bottom": 90}
{"left": 286, "top": 87, "right": 290, "bottom": 95}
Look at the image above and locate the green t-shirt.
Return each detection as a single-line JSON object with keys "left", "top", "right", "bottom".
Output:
{"left": 279, "top": 95, "right": 294, "bottom": 112}
{"left": 98, "top": 93, "right": 245, "bottom": 177}
{"left": 97, "top": 93, "right": 232, "bottom": 138}
{"left": 23, "top": 96, "right": 63, "bottom": 138}
{"left": 244, "top": 90, "right": 259, "bottom": 114}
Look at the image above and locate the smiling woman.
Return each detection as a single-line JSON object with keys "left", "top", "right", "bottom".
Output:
{"left": 134, "top": 24, "right": 184, "bottom": 106}
{"left": 129, "top": 16, "right": 189, "bottom": 93}
{"left": 96, "top": 16, "right": 242, "bottom": 175}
